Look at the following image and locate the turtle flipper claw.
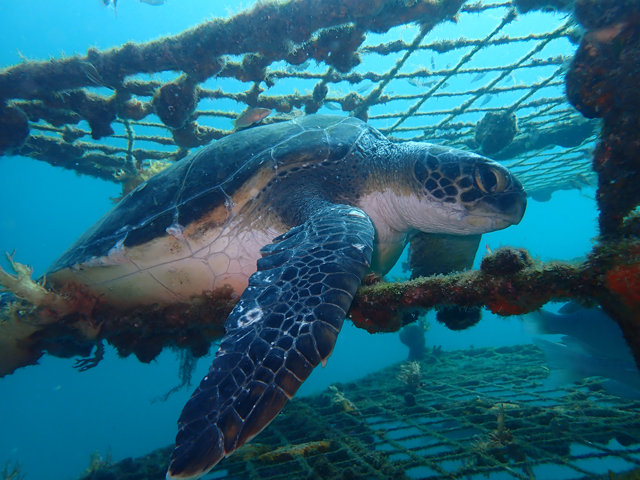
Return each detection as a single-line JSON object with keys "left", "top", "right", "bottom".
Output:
{"left": 167, "top": 205, "right": 374, "bottom": 479}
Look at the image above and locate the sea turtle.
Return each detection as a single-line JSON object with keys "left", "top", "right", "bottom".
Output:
{"left": 5, "top": 115, "right": 526, "bottom": 478}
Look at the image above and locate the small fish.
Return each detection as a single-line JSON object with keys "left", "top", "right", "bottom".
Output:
{"left": 560, "top": 56, "right": 573, "bottom": 72}
{"left": 80, "top": 61, "right": 112, "bottom": 89}
{"left": 292, "top": 61, "right": 310, "bottom": 71}
{"left": 102, "top": 0, "right": 117, "bottom": 13}
{"left": 324, "top": 102, "right": 341, "bottom": 111}
{"left": 279, "top": 108, "right": 304, "bottom": 119}
{"left": 138, "top": 0, "right": 167, "bottom": 4}
{"left": 575, "top": 173, "right": 592, "bottom": 187}
{"left": 408, "top": 78, "right": 422, "bottom": 87}
{"left": 523, "top": 306, "right": 634, "bottom": 363}
{"left": 534, "top": 336, "right": 640, "bottom": 399}
{"left": 480, "top": 94, "right": 494, "bottom": 106}
{"left": 568, "top": 179, "right": 584, "bottom": 191}
{"left": 357, "top": 84, "right": 372, "bottom": 93}
{"left": 423, "top": 80, "right": 438, "bottom": 87}
{"left": 233, "top": 108, "right": 272, "bottom": 129}
{"left": 557, "top": 301, "right": 582, "bottom": 315}
{"left": 525, "top": 306, "right": 640, "bottom": 399}
{"left": 430, "top": 57, "right": 436, "bottom": 69}
{"left": 471, "top": 72, "right": 487, "bottom": 83}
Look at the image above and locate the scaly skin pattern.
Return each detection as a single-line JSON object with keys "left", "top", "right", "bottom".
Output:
{"left": 167, "top": 205, "right": 374, "bottom": 478}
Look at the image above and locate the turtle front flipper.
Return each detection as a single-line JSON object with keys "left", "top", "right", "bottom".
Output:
{"left": 408, "top": 232, "right": 483, "bottom": 330}
{"left": 167, "top": 205, "right": 375, "bottom": 480}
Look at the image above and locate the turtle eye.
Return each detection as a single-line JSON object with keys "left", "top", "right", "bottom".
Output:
{"left": 475, "top": 164, "right": 510, "bottom": 194}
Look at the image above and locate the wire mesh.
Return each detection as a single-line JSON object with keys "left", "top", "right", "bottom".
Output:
{"left": 83, "top": 344, "right": 640, "bottom": 479}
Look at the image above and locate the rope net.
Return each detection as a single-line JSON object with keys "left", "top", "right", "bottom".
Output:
{"left": 0, "top": 0, "right": 595, "bottom": 202}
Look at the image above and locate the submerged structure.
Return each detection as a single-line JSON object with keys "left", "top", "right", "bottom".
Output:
{"left": 2, "top": 0, "right": 640, "bottom": 477}
{"left": 81, "top": 345, "right": 640, "bottom": 479}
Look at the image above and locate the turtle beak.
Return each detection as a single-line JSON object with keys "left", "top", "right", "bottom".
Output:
{"left": 499, "top": 189, "right": 527, "bottom": 226}
{"left": 465, "top": 183, "right": 527, "bottom": 231}
{"left": 485, "top": 170, "right": 527, "bottom": 227}
{"left": 506, "top": 174, "right": 527, "bottom": 225}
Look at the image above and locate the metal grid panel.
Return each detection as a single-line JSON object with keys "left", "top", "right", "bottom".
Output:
{"left": 83, "top": 345, "right": 640, "bottom": 479}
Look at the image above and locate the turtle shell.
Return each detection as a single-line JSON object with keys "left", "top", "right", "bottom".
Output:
{"left": 48, "top": 115, "right": 370, "bottom": 274}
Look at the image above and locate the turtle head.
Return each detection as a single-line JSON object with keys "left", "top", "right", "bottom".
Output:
{"left": 402, "top": 144, "right": 527, "bottom": 235}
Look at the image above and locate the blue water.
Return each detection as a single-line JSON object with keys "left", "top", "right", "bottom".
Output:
{"left": 0, "top": 1, "right": 599, "bottom": 479}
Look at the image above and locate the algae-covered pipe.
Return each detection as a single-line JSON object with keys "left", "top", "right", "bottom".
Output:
{"left": 350, "top": 243, "right": 640, "bottom": 374}
{"left": 3, "top": 243, "right": 640, "bottom": 377}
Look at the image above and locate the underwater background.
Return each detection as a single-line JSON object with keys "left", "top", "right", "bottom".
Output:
{"left": 0, "top": 1, "right": 597, "bottom": 479}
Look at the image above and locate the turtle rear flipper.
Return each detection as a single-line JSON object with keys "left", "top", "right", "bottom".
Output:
{"left": 167, "top": 204, "right": 374, "bottom": 479}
